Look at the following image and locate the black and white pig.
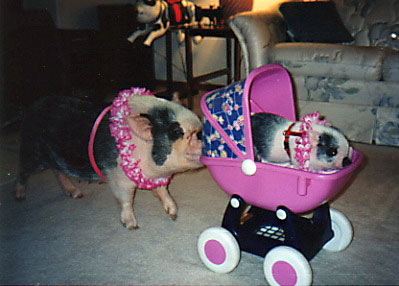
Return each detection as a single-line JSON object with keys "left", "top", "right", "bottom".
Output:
{"left": 15, "top": 89, "right": 203, "bottom": 229}
{"left": 251, "top": 112, "right": 353, "bottom": 172}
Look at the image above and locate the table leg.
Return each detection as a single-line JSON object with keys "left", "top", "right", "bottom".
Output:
{"left": 185, "top": 29, "right": 194, "bottom": 109}
{"left": 234, "top": 38, "right": 241, "bottom": 81}
{"left": 226, "top": 37, "right": 232, "bottom": 84}
{"left": 166, "top": 30, "right": 173, "bottom": 93}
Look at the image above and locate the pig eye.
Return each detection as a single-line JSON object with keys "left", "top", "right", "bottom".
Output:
{"left": 326, "top": 147, "right": 338, "bottom": 157}
{"left": 168, "top": 122, "right": 184, "bottom": 141}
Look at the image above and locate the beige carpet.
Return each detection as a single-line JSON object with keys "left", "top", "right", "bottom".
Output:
{"left": 1, "top": 128, "right": 399, "bottom": 285}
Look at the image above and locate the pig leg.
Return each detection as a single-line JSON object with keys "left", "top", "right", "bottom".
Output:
{"left": 114, "top": 186, "right": 138, "bottom": 229}
{"left": 152, "top": 186, "right": 177, "bottom": 220}
{"left": 15, "top": 161, "right": 30, "bottom": 200}
{"left": 15, "top": 153, "right": 43, "bottom": 200}
{"left": 54, "top": 171, "right": 83, "bottom": 199}
{"left": 15, "top": 182, "right": 27, "bottom": 200}
{"left": 107, "top": 169, "right": 139, "bottom": 229}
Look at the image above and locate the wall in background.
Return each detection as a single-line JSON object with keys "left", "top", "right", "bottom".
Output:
{"left": 23, "top": 0, "right": 290, "bottom": 86}
{"left": 157, "top": 0, "right": 286, "bottom": 85}
{"left": 23, "top": 0, "right": 230, "bottom": 86}
{"left": 23, "top": 0, "right": 134, "bottom": 29}
{"left": 152, "top": 0, "right": 230, "bottom": 85}
{"left": 22, "top": 0, "right": 286, "bottom": 86}
{"left": 23, "top": 0, "right": 57, "bottom": 24}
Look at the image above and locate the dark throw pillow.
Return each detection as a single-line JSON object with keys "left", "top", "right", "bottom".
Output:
{"left": 279, "top": 1, "right": 354, "bottom": 43}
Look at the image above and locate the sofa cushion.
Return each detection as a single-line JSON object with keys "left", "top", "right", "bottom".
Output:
{"left": 297, "top": 100, "right": 375, "bottom": 144}
{"left": 279, "top": 1, "right": 354, "bottom": 43}
{"left": 382, "top": 51, "right": 399, "bottom": 82}
{"left": 269, "top": 43, "right": 386, "bottom": 81}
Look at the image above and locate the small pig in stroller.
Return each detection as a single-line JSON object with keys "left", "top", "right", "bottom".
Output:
{"left": 197, "top": 64, "right": 363, "bottom": 286}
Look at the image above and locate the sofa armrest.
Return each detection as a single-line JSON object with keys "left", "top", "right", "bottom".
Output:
{"left": 228, "top": 10, "right": 287, "bottom": 75}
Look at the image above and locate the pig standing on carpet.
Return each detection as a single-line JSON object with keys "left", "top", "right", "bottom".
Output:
{"left": 251, "top": 112, "right": 353, "bottom": 172}
{"left": 15, "top": 88, "right": 203, "bottom": 229}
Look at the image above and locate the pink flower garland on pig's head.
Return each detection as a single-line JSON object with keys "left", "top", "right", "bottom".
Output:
{"left": 293, "top": 112, "right": 327, "bottom": 171}
{"left": 109, "top": 87, "right": 171, "bottom": 189}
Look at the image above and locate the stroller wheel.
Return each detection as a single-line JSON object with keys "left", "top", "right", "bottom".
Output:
{"left": 323, "top": 208, "right": 353, "bottom": 252}
{"left": 264, "top": 246, "right": 312, "bottom": 286}
{"left": 197, "top": 227, "right": 240, "bottom": 273}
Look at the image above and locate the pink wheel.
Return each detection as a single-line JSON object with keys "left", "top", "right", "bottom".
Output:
{"left": 197, "top": 227, "right": 240, "bottom": 273}
{"left": 264, "top": 246, "right": 312, "bottom": 286}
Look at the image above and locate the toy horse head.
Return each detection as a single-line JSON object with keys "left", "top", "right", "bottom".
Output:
{"left": 136, "top": 0, "right": 163, "bottom": 24}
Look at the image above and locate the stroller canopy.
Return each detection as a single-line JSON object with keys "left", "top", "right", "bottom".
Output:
{"left": 201, "top": 64, "right": 297, "bottom": 161}
{"left": 202, "top": 80, "right": 246, "bottom": 159}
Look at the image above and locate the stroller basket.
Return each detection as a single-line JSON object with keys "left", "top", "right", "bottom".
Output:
{"left": 201, "top": 64, "right": 363, "bottom": 213}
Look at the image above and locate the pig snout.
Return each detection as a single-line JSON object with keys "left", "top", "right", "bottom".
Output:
{"left": 342, "top": 146, "right": 353, "bottom": 168}
{"left": 185, "top": 131, "right": 203, "bottom": 166}
{"left": 342, "top": 157, "right": 352, "bottom": 167}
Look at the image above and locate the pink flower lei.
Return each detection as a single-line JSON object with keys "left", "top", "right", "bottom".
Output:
{"left": 109, "top": 87, "right": 171, "bottom": 189}
{"left": 293, "top": 112, "right": 327, "bottom": 171}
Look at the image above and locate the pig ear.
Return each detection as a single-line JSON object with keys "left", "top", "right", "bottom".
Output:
{"left": 126, "top": 114, "right": 153, "bottom": 141}
{"left": 309, "top": 130, "right": 320, "bottom": 147}
{"left": 172, "top": 91, "right": 185, "bottom": 106}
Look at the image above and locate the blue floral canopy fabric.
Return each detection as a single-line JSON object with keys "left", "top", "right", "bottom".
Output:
{"left": 202, "top": 80, "right": 247, "bottom": 159}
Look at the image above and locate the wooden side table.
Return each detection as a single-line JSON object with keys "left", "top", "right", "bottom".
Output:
{"left": 166, "top": 24, "right": 241, "bottom": 109}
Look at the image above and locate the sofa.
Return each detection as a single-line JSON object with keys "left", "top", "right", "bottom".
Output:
{"left": 228, "top": 0, "right": 399, "bottom": 147}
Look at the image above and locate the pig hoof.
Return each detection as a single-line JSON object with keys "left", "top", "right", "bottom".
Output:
{"left": 15, "top": 184, "right": 26, "bottom": 200}
{"left": 15, "top": 192, "right": 26, "bottom": 200}
{"left": 121, "top": 212, "right": 138, "bottom": 230}
{"left": 122, "top": 220, "right": 139, "bottom": 230}
{"left": 168, "top": 214, "right": 177, "bottom": 221}
{"left": 71, "top": 191, "right": 83, "bottom": 199}
{"left": 67, "top": 189, "right": 83, "bottom": 199}
{"left": 55, "top": 172, "right": 82, "bottom": 198}
{"left": 163, "top": 203, "right": 177, "bottom": 219}
{"left": 126, "top": 223, "right": 140, "bottom": 230}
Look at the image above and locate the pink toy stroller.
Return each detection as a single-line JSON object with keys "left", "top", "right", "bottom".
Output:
{"left": 197, "top": 64, "right": 363, "bottom": 286}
